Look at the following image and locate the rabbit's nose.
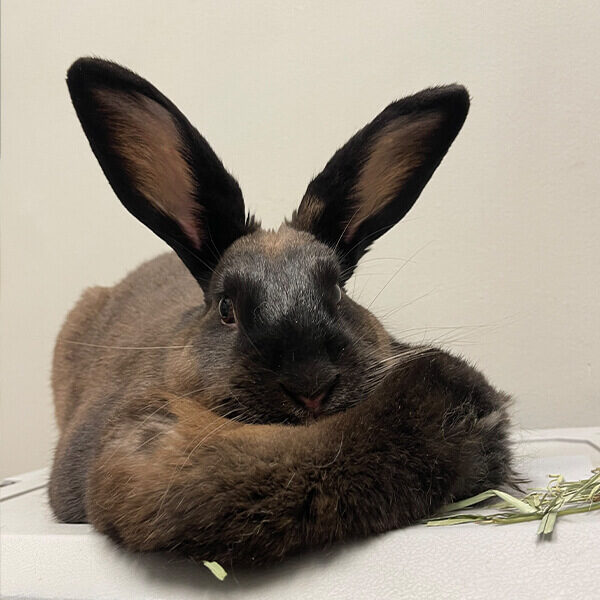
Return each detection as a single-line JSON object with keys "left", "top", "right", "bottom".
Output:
{"left": 296, "top": 374, "right": 340, "bottom": 415}
{"left": 297, "top": 391, "right": 327, "bottom": 414}
{"left": 280, "top": 374, "right": 340, "bottom": 415}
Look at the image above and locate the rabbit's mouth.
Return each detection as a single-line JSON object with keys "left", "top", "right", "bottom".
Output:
{"left": 218, "top": 370, "right": 355, "bottom": 425}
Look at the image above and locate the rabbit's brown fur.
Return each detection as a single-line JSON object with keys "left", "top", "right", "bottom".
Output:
{"left": 49, "top": 58, "right": 517, "bottom": 566}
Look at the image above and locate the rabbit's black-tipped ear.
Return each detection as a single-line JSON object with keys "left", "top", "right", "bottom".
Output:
{"left": 292, "top": 85, "right": 469, "bottom": 281}
{"left": 67, "top": 57, "right": 254, "bottom": 291}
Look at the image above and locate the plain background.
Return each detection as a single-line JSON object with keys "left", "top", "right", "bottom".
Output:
{"left": 1, "top": 1, "right": 599, "bottom": 479}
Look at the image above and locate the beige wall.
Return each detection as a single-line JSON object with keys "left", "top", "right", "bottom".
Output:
{"left": 2, "top": 0, "right": 599, "bottom": 478}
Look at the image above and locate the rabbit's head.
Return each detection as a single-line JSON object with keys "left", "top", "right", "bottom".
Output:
{"left": 67, "top": 58, "right": 469, "bottom": 424}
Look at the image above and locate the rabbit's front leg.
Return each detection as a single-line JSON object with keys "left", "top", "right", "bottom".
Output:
{"left": 85, "top": 355, "right": 515, "bottom": 566}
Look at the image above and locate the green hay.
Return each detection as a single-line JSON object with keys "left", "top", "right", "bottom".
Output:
{"left": 425, "top": 467, "right": 600, "bottom": 536}
{"left": 203, "top": 560, "right": 228, "bottom": 581}
{"left": 201, "top": 469, "right": 599, "bottom": 578}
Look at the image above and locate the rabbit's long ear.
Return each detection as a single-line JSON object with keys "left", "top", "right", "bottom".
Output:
{"left": 67, "top": 58, "right": 254, "bottom": 290}
{"left": 292, "top": 85, "right": 469, "bottom": 281}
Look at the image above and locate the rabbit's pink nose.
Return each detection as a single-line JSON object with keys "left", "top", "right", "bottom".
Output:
{"left": 298, "top": 391, "right": 327, "bottom": 414}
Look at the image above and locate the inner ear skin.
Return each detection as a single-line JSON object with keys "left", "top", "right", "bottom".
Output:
{"left": 345, "top": 112, "right": 443, "bottom": 241}
{"left": 93, "top": 89, "right": 203, "bottom": 250}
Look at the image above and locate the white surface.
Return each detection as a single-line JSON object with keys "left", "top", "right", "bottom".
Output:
{"left": 2, "top": 428, "right": 599, "bottom": 600}
{"left": 3, "top": 1, "right": 600, "bottom": 479}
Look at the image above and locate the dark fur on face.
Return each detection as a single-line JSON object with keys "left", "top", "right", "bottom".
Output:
{"left": 49, "top": 58, "right": 519, "bottom": 567}
{"left": 194, "top": 227, "right": 393, "bottom": 424}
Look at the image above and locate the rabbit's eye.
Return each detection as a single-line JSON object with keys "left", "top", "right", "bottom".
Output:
{"left": 334, "top": 284, "right": 342, "bottom": 304}
{"left": 218, "top": 297, "right": 236, "bottom": 325}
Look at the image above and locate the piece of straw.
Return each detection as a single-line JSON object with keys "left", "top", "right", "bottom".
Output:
{"left": 203, "top": 560, "right": 228, "bottom": 581}
{"left": 425, "top": 467, "right": 600, "bottom": 537}
{"left": 200, "top": 470, "right": 599, "bottom": 577}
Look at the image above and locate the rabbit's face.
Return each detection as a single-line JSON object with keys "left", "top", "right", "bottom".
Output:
{"left": 200, "top": 227, "right": 393, "bottom": 424}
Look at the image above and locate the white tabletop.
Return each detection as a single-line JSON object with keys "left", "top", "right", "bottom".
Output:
{"left": 2, "top": 427, "right": 599, "bottom": 600}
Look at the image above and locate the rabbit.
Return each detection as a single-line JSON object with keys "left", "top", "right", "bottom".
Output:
{"left": 49, "top": 57, "right": 517, "bottom": 567}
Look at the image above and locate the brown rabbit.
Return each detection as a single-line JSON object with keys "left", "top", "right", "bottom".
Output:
{"left": 49, "top": 57, "right": 517, "bottom": 566}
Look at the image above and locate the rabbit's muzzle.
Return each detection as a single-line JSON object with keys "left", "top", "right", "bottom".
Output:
{"left": 280, "top": 372, "right": 340, "bottom": 417}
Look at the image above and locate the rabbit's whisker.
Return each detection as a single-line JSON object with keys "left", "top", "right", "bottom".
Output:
{"left": 367, "top": 242, "right": 433, "bottom": 310}
{"left": 333, "top": 205, "right": 363, "bottom": 255}
{"left": 179, "top": 381, "right": 231, "bottom": 400}
{"left": 63, "top": 340, "right": 191, "bottom": 350}
{"left": 164, "top": 233, "right": 218, "bottom": 277}
{"left": 375, "top": 287, "right": 440, "bottom": 321}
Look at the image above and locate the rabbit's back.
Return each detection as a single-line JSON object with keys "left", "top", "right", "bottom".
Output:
{"left": 52, "top": 252, "right": 202, "bottom": 431}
